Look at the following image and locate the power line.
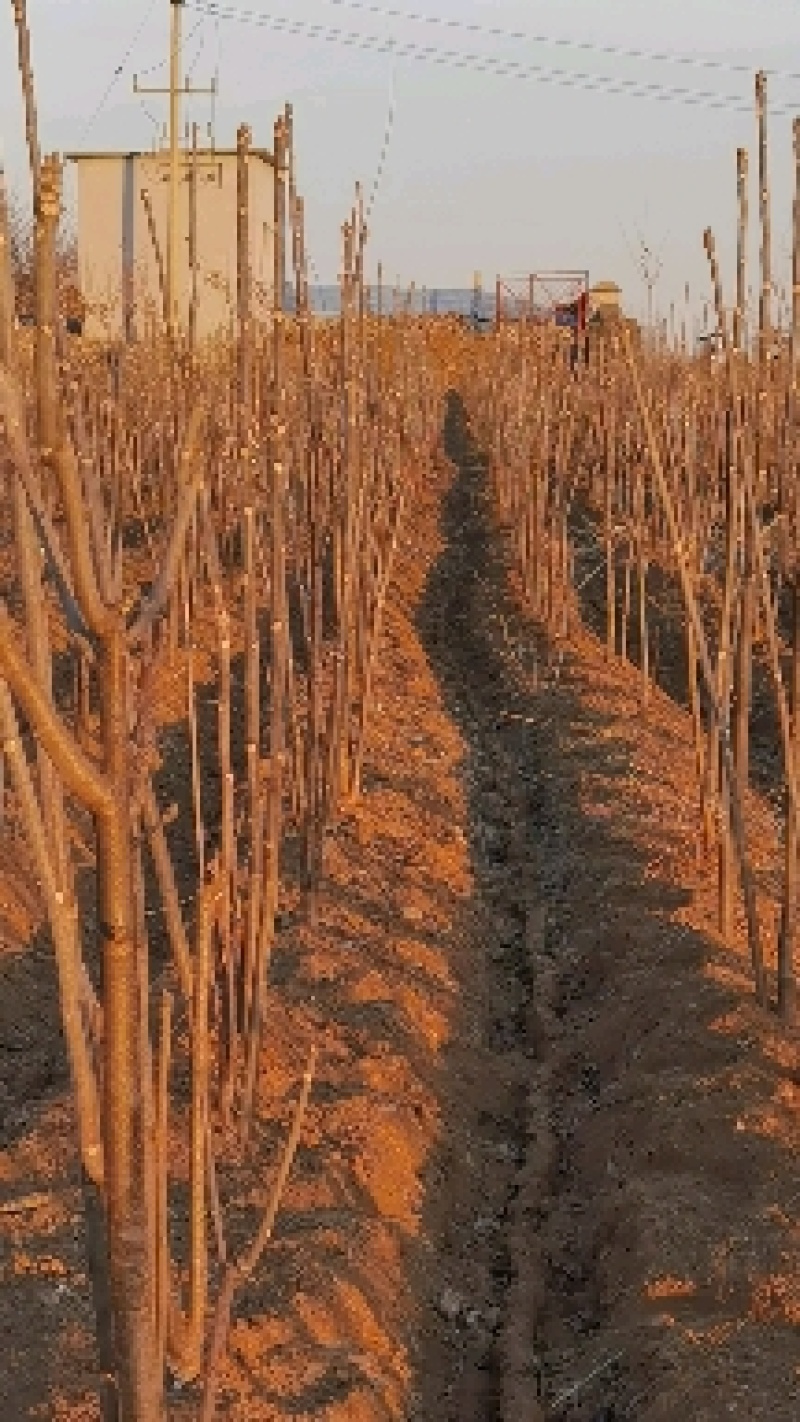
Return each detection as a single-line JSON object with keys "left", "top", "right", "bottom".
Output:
{"left": 366, "top": 64, "right": 396, "bottom": 220}
{"left": 184, "top": 1, "right": 800, "bottom": 116}
{"left": 78, "top": 0, "right": 161, "bottom": 140}
{"left": 78, "top": 5, "right": 208, "bottom": 142}
{"left": 265, "top": 0, "right": 800, "bottom": 88}
{"left": 136, "top": 16, "right": 205, "bottom": 77}
{"left": 210, "top": 10, "right": 223, "bottom": 140}
{"left": 186, "top": 17, "right": 208, "bottom": 79}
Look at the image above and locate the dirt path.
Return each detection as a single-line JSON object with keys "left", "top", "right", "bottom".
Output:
{"left": 412, "top": 394, "right": 800, "bottom": 1420}
{"left": 0, "top": 395, "right": 799, "bottom": 1418}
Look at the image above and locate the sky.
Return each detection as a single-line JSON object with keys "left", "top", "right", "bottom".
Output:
{"left": 2, "top": 0, "right": 800, "bottom": 327}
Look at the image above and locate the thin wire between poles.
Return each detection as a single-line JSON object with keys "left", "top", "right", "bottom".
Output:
{"left": 185, "top": 0, "right": 800, "bottom": 116}
{"left": 366, "top": 63, "right": 396, "bottom": 220}
{"left": 258, "top": 0, "right": 800, "bottom": 87}
{"left": 186, "top": 18, "right": 208, "bottom": 79}
{"left": 78, "top": 0, "right": 161, "bottom": 140}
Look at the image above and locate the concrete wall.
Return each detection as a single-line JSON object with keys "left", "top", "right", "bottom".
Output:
{"left": 74, "top": 158, "right": 127, "bottom": 340}
{"left": 71, "top": 149, "right": 275, "bottom": 341}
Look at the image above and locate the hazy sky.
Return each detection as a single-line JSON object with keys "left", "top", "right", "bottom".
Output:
{"left": 2, "top": 0, "right": 800, "bottom": 325}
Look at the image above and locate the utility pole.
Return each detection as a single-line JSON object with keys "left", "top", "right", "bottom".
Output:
{"left": 134, "top": 0, "right": 216, "bottom": 338}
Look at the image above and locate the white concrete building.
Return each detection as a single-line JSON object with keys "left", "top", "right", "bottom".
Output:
{"left": 65, "top": 145, "right": 276, "bottom": 341}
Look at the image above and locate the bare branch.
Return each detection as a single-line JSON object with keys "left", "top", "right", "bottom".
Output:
{"left": 621, "top": 323, "right": 766, "bottom": 1003}
{"left": 200, "top": 1045, "right": 317, "bottom": 1420}
{"left": 0, "top": 169, "right": 17, "bottom": 369}
{"left": 140, "top": 781, "right": 194, "bottom": 1003}
{"left": 50, "top": 435, "right": 112, "bottom": 636}
{"left": 167, "top": 874, "right": 219, "bottom": 1383}
{"left": 0, "top": 680, "right": 103, "bottom": 1182}
{"left": 127, "top": 405, "right": 205, "bottom": 644}
{"left": 0, "top": 603, "right": 111, "bottom": 814}
{"left": 0, "top": 366, "right": 96, "bottom": 646}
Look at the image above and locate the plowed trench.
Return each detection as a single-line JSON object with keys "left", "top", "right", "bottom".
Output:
{"left": 412, "top": 395, "right": 560, "bottom": 1421}
{"left": 413, "top": 393, "right": 800, "bottom": 1422}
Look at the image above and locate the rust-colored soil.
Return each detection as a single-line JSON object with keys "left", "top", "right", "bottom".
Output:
{"left": 0, "top": 396, "right": 798, "bottom": 1418}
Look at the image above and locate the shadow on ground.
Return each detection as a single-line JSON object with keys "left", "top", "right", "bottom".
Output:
{"left": 409, "top": 392, "right": 800, "bottom": 1420}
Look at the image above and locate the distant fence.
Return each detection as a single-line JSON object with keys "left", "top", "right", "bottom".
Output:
{"left": 282, "top": 284, "right": 497, "bottom": 319}
{"left": 285, "top": 284, "right": 591, "bottom": 326}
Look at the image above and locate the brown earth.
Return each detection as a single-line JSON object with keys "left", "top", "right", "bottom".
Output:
{"left": 0, "top": 394, "right": 798, "bottom": 1419}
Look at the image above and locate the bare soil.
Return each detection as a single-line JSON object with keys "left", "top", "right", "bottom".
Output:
{"left": 0, "top": 394, "right": 798, "bottom": 1418}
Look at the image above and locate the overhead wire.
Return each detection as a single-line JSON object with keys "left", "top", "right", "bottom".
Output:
{"left": 211, "top": 10, "right": 223, "bottom": 140}
{"left": 185, "top": 17, "right": 208, "bottom": 79}
{"left": 366, "top": 64, "right": 396, "bottom": 220}
{"left": 259, "top": 0, "right": 800, "bottom": 87}
{"left": 78, "top": 0, "right": 161, "bottom": 139}
{"left": 135, "top": 16, "right": 206, "bottom": 143}
{"left": 135, "top": 16, "right": 205, "bottom": 78}
{"left": 184, "top": 1, "right": 800, "bottom": 116}
{"left": 78, "top": 5, "right": 207, "bottom": 143}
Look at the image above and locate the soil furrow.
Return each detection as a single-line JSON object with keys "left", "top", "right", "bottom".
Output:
{"left": 412, "top": 393, "right": 800, "bottom": 1421}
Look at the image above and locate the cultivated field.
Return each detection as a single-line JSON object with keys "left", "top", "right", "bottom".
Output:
{"left": 1, "top": 5, "right": 799, "bottom": 1419}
